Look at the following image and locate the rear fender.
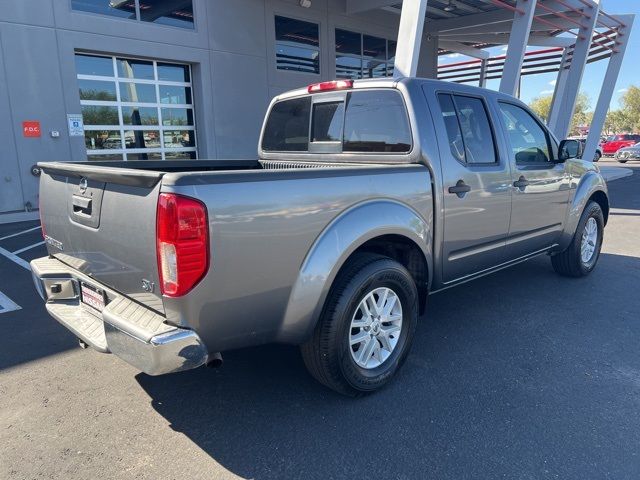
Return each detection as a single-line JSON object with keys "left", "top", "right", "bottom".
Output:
{"left": 557, "top": 170, "right": 608, "bottom": 251}
{"left": 278, "top": 200, "right": 432, "bottom": 344}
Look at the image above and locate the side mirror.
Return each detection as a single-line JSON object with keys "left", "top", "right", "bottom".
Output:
{"left": 558, "top": 139, "right": 582, "bottom": 161}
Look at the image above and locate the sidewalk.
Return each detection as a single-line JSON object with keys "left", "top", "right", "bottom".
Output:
{"left": 599, "top": 166, "right": 633, "bottom": 182}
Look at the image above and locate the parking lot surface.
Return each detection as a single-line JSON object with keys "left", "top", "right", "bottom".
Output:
{"left": 1, "top": 159, "right": 639, "bottom": 480}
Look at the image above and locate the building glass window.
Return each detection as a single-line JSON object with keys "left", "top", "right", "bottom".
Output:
{"left": 335, "top": 29, "right": 395, "bottom": 79}
{"left": 71, "top": 0, "right": 194, "bottom": 29}
{"left": 140, "top": 0, "right": 195, "bottom": 29}
{"left": 75, "top": 53, "right": 197, "bottom": 161}
{"left": 275, "top": 16, "right": 320, "bottom": 74}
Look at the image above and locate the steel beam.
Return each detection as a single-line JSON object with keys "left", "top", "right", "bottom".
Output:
{"left": 548, "top": 0, "right": 600, "bottom": 139}
{"left": 547, "top": 47, "right": 571, "bottom": 128}
{"left": 500, "top": 0, "right": 537, "bottom": 96}
{"left": 479, "top": 59, "right": 488, "bottom": 87}
{"left": 346, "top": 0, "right": 398, "bottom": 14}
{"left": 393, "top": 0, "right": 429, "bottom": 78}
{"left": 584, "top": 14, "right": 635, "bottom": 162}
{"left": 417, "top": 34, "right": 439, "bottom": 78}
{"left": 438, "top": 33, "right": 576, "bottom": 47}
{"left": 439, "top": 41, "right": 490, "bottom": 59}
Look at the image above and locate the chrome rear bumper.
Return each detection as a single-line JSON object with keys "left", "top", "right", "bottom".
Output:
{"left": 30, "top": 256, "right": 208, "bottom": 375}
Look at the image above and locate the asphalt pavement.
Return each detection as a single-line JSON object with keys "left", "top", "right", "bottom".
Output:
{"left": 1, "top": 158, "right": 639, "bottom": 480}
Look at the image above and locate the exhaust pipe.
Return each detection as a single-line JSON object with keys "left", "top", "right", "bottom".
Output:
{"left": 206, "top": 352, "right": 223, "bottom": 368}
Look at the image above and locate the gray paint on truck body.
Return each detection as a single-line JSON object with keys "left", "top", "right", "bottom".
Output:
{"left": 34, "top": 78, "right": 608, "bottom": 367}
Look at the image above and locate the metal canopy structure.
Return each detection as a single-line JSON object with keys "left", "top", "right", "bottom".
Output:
{"left": 347, "top": 0, "right": 634, "bottom": 163}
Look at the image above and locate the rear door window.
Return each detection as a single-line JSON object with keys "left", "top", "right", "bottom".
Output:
{"left": 262, "top": 97, "right": 311, "bottom": 152}
{"left": 343, "top": 91, "right": 411, "bottom": 152}
{"left": 437, "top": 93, "right": 497, "bottom": 165}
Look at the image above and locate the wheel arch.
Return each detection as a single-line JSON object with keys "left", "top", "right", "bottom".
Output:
{"left": 278, "top": 200, "right": 432, "bottom": 344}
{"left": 589, "top": 190, "right": 609, "bottom": 225}
{"left": 557, "top": 171, "right": 609, "bottom": 251}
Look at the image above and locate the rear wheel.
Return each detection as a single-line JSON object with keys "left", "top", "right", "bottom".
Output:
{"left": 301, "top": 253, "right": 419, "bottom": 396}
{"left": 618, "top": 159, "right": 628, "bottom": 163}
{"left": 593, "top": 151, "right": 601, "bottom": 162}
{"left": 551, "top": 201, "right": 604, "bottom": 277}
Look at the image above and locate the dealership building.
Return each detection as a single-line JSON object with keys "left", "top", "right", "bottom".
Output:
{"left": 0, "top": 0, "right": 633, "bottom": 223}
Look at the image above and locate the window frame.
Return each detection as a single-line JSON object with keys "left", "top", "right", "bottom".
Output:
{"left": 259, "top": 87, "right": 414, "bottom": 159}
{"left": 334, "top": 27, "right": 396, "bottom": 80}
{"left": 274, "top": 14, "right": 321, "bottom": 76}
{"left": 498, "top": 100, "right": 557, "bottom": 167}
{"left": 436, "top": 91, "right": 500, "bottom": 167}
{"left": 308, "top": 93, "right": 347, "bottom": 154}
{"left": 69, "top": 0, "right": 196, "bottom": 30}
{"left": 76, "top": 52, "right": 197, "bottom": 161}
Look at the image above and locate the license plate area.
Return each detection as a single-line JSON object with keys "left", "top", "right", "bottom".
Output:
{"left": 80, "top": 282, "right": 106, "bottom": 312}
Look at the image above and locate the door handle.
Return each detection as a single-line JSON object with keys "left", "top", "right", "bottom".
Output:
{"left": 513, "top": 176, "right": 530, "bottom": 191}
{"left": 72, "top": 195, "right": 92, "bottom": 216}
{"left": 448, "top": 180, "right": 471, "bottom": 198}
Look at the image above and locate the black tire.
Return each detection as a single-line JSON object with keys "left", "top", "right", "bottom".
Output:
{"left": 301, "top": 253, "right": 419, "bottom": 396}
{"left": 551, "top": 201, "right": 604, "bottom": 277}
{"left": 593, "top": 152, "right": 601, "bottom": 162}
{"left": 618, "top": 159, "right": 627, "bottom": 163}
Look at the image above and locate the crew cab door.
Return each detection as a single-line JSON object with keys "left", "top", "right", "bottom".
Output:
{"left": 434, "top": 93, "right": 512, "bottom": 283}
{"left": 496, "top": 101, "right": 570, "bottom": 260}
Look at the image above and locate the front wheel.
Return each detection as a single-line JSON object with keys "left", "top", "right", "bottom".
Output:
{"left": 593, "top": 151, "right": 601, "bottom": 162}
{"left": 301, "top": 253, "right": 419, "bottom": 396}
{"left": 618, "top": 160, "right": 627, "bottom": 163}
{"left": 551, "top": 201, "right": 604, "bottom": 277}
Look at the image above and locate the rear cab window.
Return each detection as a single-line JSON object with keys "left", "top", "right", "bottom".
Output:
{"left": 262, "top": 97, "right": 311, "bottom": 152}
{"left": 261, "top": 88, "right": 412, "bottom": 155}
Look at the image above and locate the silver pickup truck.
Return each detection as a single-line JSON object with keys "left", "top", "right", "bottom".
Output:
{"left": 32, "top": 78, "right": 609, "bottom": 395}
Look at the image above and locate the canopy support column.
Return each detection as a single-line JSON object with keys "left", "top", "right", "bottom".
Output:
{"left": 548, "top": 0, "right": 600, "bottom": 139}
{"left": 584, "top": 14, "right": 635, "bottom": 162}
{"left": 499, "top": 0, "right": 537, "bottom": 96}
{"left": 393, "top": 0, "right": 429, "bottom": 78}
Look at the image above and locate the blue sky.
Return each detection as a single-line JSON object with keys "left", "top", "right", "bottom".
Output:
{"left": 440, "top": 0, "right": 638, "bottom": 111}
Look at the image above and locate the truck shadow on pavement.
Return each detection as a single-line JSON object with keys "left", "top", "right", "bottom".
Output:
{"left": 136, "top": 252, "right": 640, "bottom": 480}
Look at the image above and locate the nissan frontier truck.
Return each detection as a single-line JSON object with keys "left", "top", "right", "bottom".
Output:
{"left": 32, "top": 78, "right": 609, "bottom": 395}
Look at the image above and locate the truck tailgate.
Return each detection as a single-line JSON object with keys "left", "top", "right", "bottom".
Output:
{"left": 38, "top": 162, "right": 165, "bottom": 314}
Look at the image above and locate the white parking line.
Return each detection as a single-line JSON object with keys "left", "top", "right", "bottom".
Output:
{"left": 12, "top": 241, "right": 45, "bottom": 255}
{"left": 0, "top": 290, "right": 21, "bottom": 314}
{"left": 0, "top": 225, "right": 41, "bottom": 242}
{"left": 0, "top": 245, "right": 31, "bottom": 271}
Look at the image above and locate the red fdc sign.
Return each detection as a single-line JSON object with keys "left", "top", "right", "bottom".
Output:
{"left": 23, "top": 121, "right": 41, "bottom": 138}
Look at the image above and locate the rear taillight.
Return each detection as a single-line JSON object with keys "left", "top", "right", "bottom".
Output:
{"left": 307, "top": 80, "right": 353, "bottom": 93}
{"left": 156, "top": 193, "right": 209, "bottom": 297}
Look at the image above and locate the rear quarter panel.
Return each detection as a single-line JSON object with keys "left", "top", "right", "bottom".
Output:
{"left": 160, "top": 166, "right": 432, "bottom": 352}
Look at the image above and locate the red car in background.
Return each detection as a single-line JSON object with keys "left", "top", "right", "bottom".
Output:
{"left": 601, "top": 134, "right": 640, "bottom": 155}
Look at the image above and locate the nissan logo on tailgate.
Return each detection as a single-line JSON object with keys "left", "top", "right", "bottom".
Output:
{"left": 79, "top": 177, "right": 88, "bottom": 193}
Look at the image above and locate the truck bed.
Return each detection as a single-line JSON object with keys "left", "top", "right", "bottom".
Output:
{"left": 37, "top": 159, "right": 433, "bottom": 352}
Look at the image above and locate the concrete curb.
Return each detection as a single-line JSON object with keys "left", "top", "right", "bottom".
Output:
{"left": 599, "top": 166, "right": 634, "bottom": 182}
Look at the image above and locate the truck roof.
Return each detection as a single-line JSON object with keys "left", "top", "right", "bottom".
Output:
{"left": 273, "top": 77, "right": 521, "bottom": 105}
